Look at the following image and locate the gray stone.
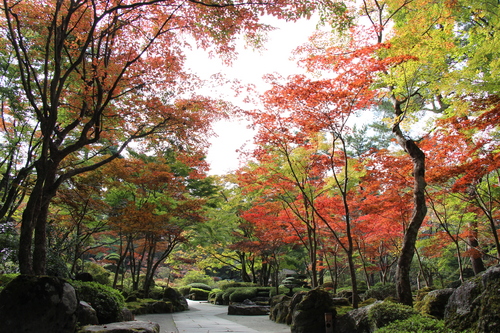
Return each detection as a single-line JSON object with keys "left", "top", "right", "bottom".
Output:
{"left": 0, "top": 275, "right": 78, "bottom": 333}
{"left": 269, "top": 295, "right": 292, "bottom": 324}
{"left": 416, "top": 288, "right": 455, "bottom": 319}
{"left": 77, "top": 301, "right": 99, "bottom": 326}
{"left": 334, "top": 301, "right": 381, "bottom": 333}
{"left": 78, "top": 320, "right": 159, "bottom": 333}
{"left": 290, "top": 288, "right": 336, "bottom": 333}
{"left": 444, "top": 264, "right": 500, "bottom": 333}
{"left": 228, "top": 304, "right": 270, "bottom": 315}
{"left": 163, "top": 287, "right": 188, "bottom": 311}
{"left": 152, "top": 300, "right": 173, "bottom": 313}
{"left": 122, "top": 307, "right": 135, "bottom": 321}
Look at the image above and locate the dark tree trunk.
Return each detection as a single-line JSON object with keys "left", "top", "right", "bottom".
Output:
{"left": 468, "top": 221, "right": 486, "bottom": 275}
{"left": 392, "top": 99, "right": 427, "bottom": 307}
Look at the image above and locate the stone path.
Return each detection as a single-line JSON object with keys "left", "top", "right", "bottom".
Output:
{"left": 137, "top": 300, "right": 290, "bottom": 333}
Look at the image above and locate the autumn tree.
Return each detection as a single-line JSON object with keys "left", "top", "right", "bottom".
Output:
{"left": 100, "top": 147, "right": 216, "bottom": 295}
{"left": 48, "top": 172, "right": 111, "bottom": 275}
{"left": 0, "top": 0, "right": 327, "bottom": 275}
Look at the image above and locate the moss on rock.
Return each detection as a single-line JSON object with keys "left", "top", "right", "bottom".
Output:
{"left": 444, "top": 264, "right": 500, "bottom": 333}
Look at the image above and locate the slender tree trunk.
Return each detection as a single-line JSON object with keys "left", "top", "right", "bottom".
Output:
{"left": 347, "top": 249, "right": 359, "bottom": 308}
{"left": 468, "top": 221, "right": 485, "bottom": 275}
{"left": 239, "top": 252, "right": 252, "bottom": 282}
{"left": 453, "top": 240, "right": 464, "bottom": 283}
{"left": 113, "top": 233, "right": 129, "bottom": 288}
{"left": 392, "top": 98, "right": 427, "bottom": 306}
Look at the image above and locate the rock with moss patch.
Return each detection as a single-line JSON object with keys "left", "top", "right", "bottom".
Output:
{"left": 444, "top": 264, "right": 500, "bottom": 333}
{"left": 77, "top": 301, "right": 99, "bottom": 326}
{"left": 334, "top": 301, "right": 381, "bottom": 333}
{"left": 290, "top": 288, "right": 336, "bottom": 333}
{"left": 415, "top": 288, "right": 454, "bottom": 319}
{"left": 269, "top": 294, "right": 292, "bottom": 324}
{"left": 163, "top": 287, "right": 188, "bottom": 311}
{"left": 0, "top": 275, "right": 78, "bottom": 333}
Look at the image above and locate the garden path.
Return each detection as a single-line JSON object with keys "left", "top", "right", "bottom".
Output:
{"left": 137, "top": 299, "right": 290, "bottom": 333}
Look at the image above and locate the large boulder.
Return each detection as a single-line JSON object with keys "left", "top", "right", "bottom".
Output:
{"left": 290, "top": 288, "right": 336, "bottom": 333}
{"left": 334, "top": 301, "right": 381, "bottom": 333}
{"left": 78, "top": 320, "right": 159, "bottom": 333}
{"left": 287, "top": 291, "right": 307, "bottom": 325}
{"left": 444, "top": 264, "right": 500, "bottom": 332}
{"left": 163, "top": 287, "right": 188, "bottom": 312}
{"left": 269, "top": 294, "right": 292, "bottom": 323}
{"left": 0, "top": 275, "right": 78, "bottom": 333}
{"left": 77, "top": 301, "right": 99, "bottom": 326}
{"left": 415, "top": 288, "right": 455, "bottom": 319}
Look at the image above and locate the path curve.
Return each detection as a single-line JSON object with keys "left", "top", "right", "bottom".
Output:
{"left": 137, "top": 299, "right": 290, "bottom": 333}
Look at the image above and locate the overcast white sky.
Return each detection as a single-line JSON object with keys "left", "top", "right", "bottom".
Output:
{"left": 184, "top": 17, "right": 319, "bottom": 175}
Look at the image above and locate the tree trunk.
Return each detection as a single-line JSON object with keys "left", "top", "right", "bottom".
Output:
{"left": 18, "top": 158, "right": 58, "bottom": 275}
{"left": 468, "top": 221, "right": 485, "bottom": 275}
{"left": 347, "top": 249, "right": 359, "bottom": 308}
{"left": 392, "top": 99, "right": 427, "bottom": 306}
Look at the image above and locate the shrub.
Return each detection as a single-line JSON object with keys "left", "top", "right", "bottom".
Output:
{"left": 190, "top": 288, "right": 210, "bottom": 300}
{"left": 178, "top": 286, "right": 191, "bottom": 296}
{"left": 208, "top": 289, "right": 223, "bottom": 304}
{"left": 222, "top": 287, "right": 236, "bottom": 303}
{"left": 377, "top": 314, "right": 450, "bottom": 333}
{"left": 148, "top": 286, "right": 164, "bottom": 300}
{"left": 368, "top": 300, "right": 418, "bottom": 330}
{"left": 82, "top": 262, "right": 111, "bottom": 286}
{"left": 218, "top": 281, "right": 256, "bottom": 290}
{"left": 364, "top": 282, "right": 397, "bottom": 300}
{"left": 188, "top": 283, "right": 212, "bottom": 291}
{"left": 229, "top": 287, "right": 258, "bottom": 303}
{"left": 0, "top": 273, "right": 19, "bottom": 291}
{"left": 70, "top": 280, "right": 125, "bottom": 324}
{"left": 46, "top": 251, "right": 71, "bottom": 278}
{"left": 178, "top": 271, "right": 213, "bottom": 286}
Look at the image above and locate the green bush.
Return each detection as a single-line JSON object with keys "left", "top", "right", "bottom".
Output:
{"left": 0, "top": 273, "right": 19, "bottom": 293}
{"left": 178, "top": 271, "right": 213, "bottom": 286}
{"left": 229, "top": 287, "right": 258, "bottom": 303}
{"left": 0, "top": 273, "right": 19, "bottom": 289}
{"left": 364, "top": 282, "right": 397, "bottom": 300}
{"left": 46, "top": 251, "right": 71, "bottom": 278}
{"left": 83, "top": 262, "right": 111, "bottom": 286}
{"left": 376, "top": 314, "right": 450, "bottom": 333}
{"left": 190, "top": 287, "right": 210, "bottom": 300}
{"left": 218, "top": 281, "right": 256, "bottom": 290}
{"left": 178, "top": 285, "right": 191, "bottom": 296}
{"left": 188, "top": 283, "right": 212, "bottom": 291}
{"left": 368, "top": 300, "right": 418, "bottom": 330}
{"left": 148, "top": 286, "right": 164, "bottom": 300}
{"left": 208, "top": 289, "right": 223, "bottom": 304}
{"left": 70, "top": 280, "right": 125, "bottom": 324}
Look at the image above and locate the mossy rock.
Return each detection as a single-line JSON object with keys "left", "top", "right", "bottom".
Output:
{"left": 415, "top": 288, "right": 455, "bottom": 319}
{"left": 0, "top": 275, "right": 78, "bottom": 333}
{"left": 290, "top": 288, "right": 336, "bottom": 333}
{"left": 444, "top": 264, "right": 500, "bottom": 332}
{"left": 269, "top": 294, "right": 292, "bottom": 323}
